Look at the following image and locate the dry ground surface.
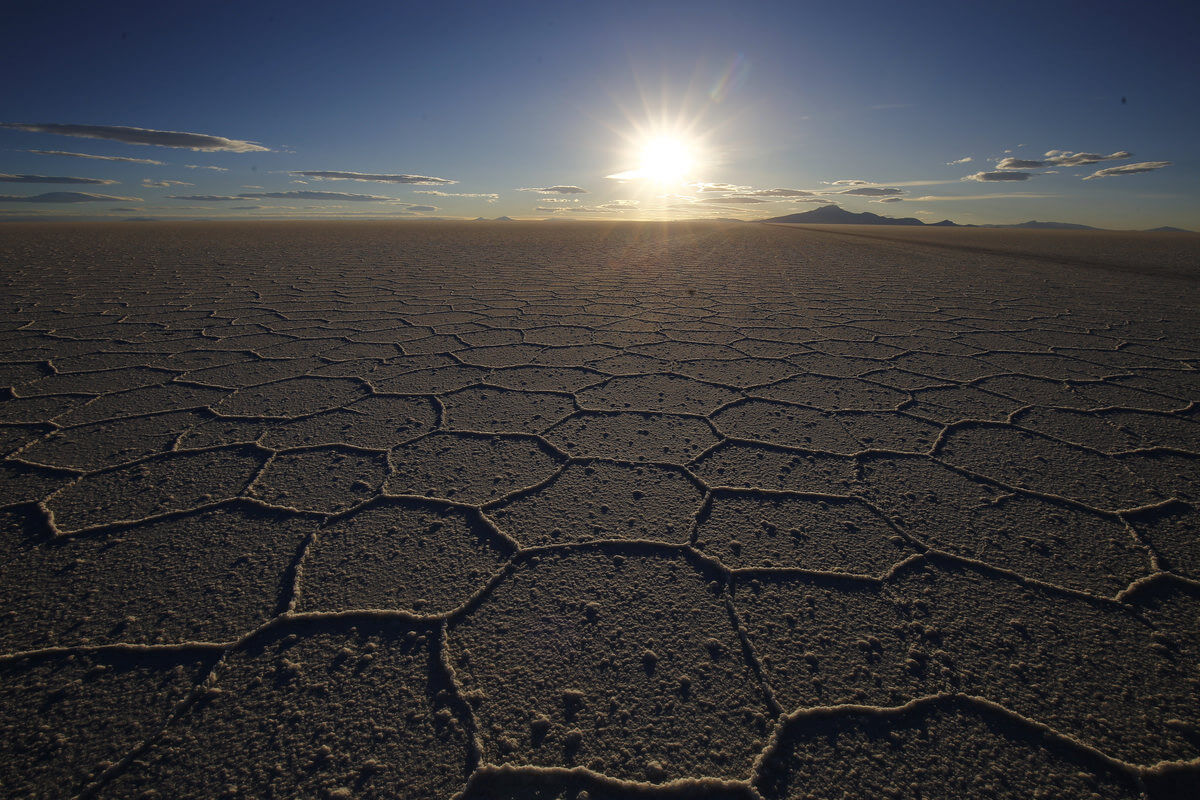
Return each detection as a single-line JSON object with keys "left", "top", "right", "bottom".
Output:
{"left": 1, "top": 220, "right": 1198, "bottom": 799}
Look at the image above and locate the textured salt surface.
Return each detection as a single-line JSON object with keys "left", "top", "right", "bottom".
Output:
{"left": 0, "top": 220, "right": 1197, "bottom": 797}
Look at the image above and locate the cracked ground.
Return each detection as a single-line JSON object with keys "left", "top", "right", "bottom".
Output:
{"left": 1, "top": 220, "right": 1198, "bottom": 799}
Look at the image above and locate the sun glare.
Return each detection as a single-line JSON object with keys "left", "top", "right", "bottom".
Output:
{"left": 637, "top": 136, "right": 695, "bottom": 184}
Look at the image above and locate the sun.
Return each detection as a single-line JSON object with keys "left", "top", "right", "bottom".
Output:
{"left": 637, "top": 135, "right": 695, "bottom": 184}
{"left": 607, "top": 125, "right": 707, "bottom": 186}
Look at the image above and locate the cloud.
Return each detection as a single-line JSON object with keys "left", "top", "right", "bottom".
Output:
{"left": 743, "top": 188, "right": 813, "bottom": 197}
{"left": 290, "top": 170, "right": 456, "bottom": 185}
{"left": 828, "top": 179, "right": 870, "bottom": 186}
{"left": 946, "top": 157, "right": 972, "bottom": 165}
{"left": 690, "top": 182, "right": 748, "bottom": 193}
{"left": 699, "top": 195, "right": 769, "bottom": 204}
{"left": 915, "top": 193, "right": 1055, "bottom": 200}
{"left": 0, "top": 191, "right": 140, "bottom": 203}
{"left": 994, "top": 158, "right": 1046, "bottom": 170}
{"left": 840, "top": 186, "right": 903, "bottom": 196}
{"left": 406, "top": 205, "right": 438, "bottom": 212}
{"left": 993, "top": 151, "right": 1134, "bottom": 171}
{"left": 185, "top": 165, "right": 229, "bottom": 171}
{"left": 535, "top": 197, "right": 579, "bottom": 204}
{"left": 876, "top": 197, "right": 904, "bottom": 203}
{"left": 238, "top": 190, "right": 397, "bottom": 201}
{"left": 1082, "top": 161, "right": 1171, "bottom": 180}
{"left": 167, "top": 195, "right": 240, "bottom": 201}
{"left": 542, "top": 201, "right": 640, "bottom": 213}
{"left": 231, "top": 205, "right": 261, "bottom": 210}
{"left": 1044, "top": 150, "right": 1131, "bottom": 166}
{"left": 27, "top": 149, "right": 165, "bottom": 165}
{"left": 1, "top": 123, "right": 267, "bottom": 152}
{"left": 963, "top": 171, "right": 1032, "bottom": 182}
{"left": 413, "top": 190, "right": 499, "bottom": 200}
{"left": 519, "top": 185, "right": 588, "bottom": 194}
{"left": 0, "top": 173, "right": 117, "bottom": 185}
{"left": 141, "top": 179, "right": 193, "bottom": 188}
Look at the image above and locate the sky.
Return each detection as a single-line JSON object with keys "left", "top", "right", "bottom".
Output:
{"left": 2, "top": 0, "right": 1198, "bottom": 228}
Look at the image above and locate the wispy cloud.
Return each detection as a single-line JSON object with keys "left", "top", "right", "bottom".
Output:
{"left": 826, "top": 178, "right": 958, "bottom": 188}
{"left": 539, "top": 200, "right": 639, "bottom": 214}
{"left": 915, "top": 193, "right": 1055, "bottom": 200}
{"left": 239, "top": 190, "right": 398, "bottom": 201}
{"left": 876, "top": 197, "right": 904, "bottom": 203}
{"left": 27, "top": 149, "right": 165, "bottom": 165}
{"left": 290, "top": 170, "right": 456, "bottom": 185}
{"left": 699, "top": 195, "right": 769, "bottom": 204}
{"left": 0, "top": 173, "right": 117, "bottom": 185}
{"left": 743, "top": 188, "right": 814, "bottom": 197}
{"left": 994, "top": 150, "right": 1133, "bottom": 171}
{"left": 1, "top": 123, "right": 267, "bottom": 152}
{"left": 946, "top": 156, "right": 972, "bottom": 165}
{"left": 519, "top": 185, "right": 588, "bottom": 194}
{"left": 994, "top": 158, "right": 1046, "bottom": 170}
{"left": 141, "top": 179, "right": 193, "bottom": 188}
{"left": 1043, "top": 150, "right": 1131, "bottom": 167}
{"left": 689, "top": 182, "right": 749, "bottom": 193}
{"left": 169, "top": 190, "right": 402, "bottom": 202}
{"left": 0, "top": 191, "right": 141, "bottom": 203}
{"left": 413, "top": 190, "right": 499, "bottom": 200}
{"left": 1082, "top": 161, "right": 1171, "bottom": 179}
{"left": 406, "top": 205, "right": 438, "bottom": 212}
{"left": 964, "top": 171, "right": 1032, "bottom": 182}
{"left": 185, "top": 165, "right": 229, "bottom": 171}
{"left": 840, "top": 186, "right": 903, "bottom": 196}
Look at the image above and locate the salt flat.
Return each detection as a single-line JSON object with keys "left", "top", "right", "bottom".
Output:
{"left": 0, "top": 220, "right": 1197, "bottom": 798}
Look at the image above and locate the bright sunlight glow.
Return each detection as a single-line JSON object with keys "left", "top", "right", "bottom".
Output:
{"left": 637, "top": 136, "right": 695, "bottom": 183}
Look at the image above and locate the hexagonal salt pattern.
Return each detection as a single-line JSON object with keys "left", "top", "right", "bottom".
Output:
{"left": 0, "top": 221, "right": 1196, "bottom": 797}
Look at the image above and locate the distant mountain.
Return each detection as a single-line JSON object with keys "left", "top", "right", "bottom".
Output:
{"left": 1008, "top": 220, "right": 1098, "bottom": 230}
{"left": 493, "top": 216, "right": 515, "bottom": 222}
{"left": 759, "top": 204, "right": 932, "bottom": 226}
{"left": 1144, "top": 226, "right": 1193, "bottom": 233}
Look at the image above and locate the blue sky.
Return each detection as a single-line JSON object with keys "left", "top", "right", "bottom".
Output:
{"left": 2, "top": 0, "right": 1197, "bottom": 227}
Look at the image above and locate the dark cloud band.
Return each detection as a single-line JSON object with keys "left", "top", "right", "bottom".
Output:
{"left": 2, "top": 123, "right": 267, "bottom": 152}
{"left": 0, "top": 191, "right": 140, "bottom": 203}
{"left": 290, "top": 170, "right": 456, "bottom": 185}
{"left": 0, "top": 174, "right": 117, "bottom": 185}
